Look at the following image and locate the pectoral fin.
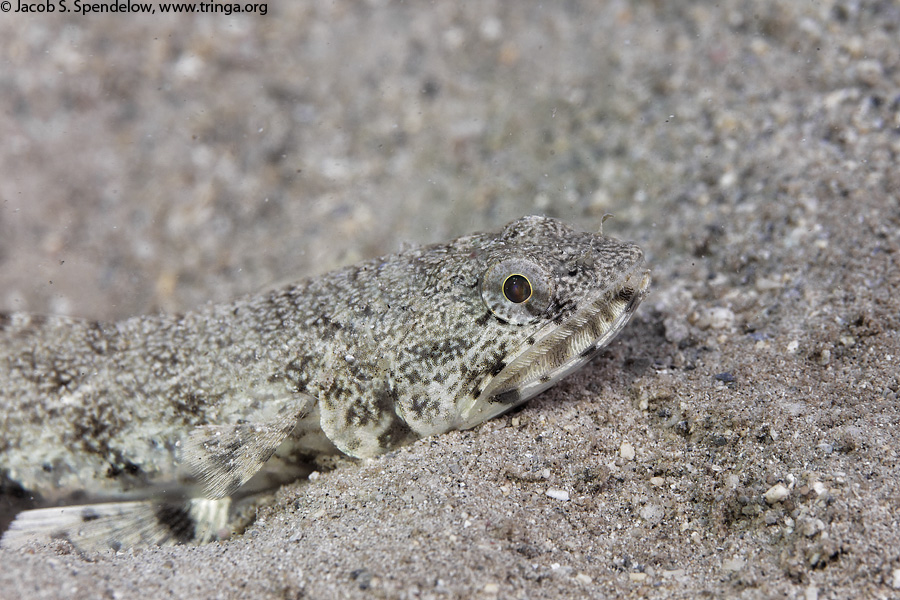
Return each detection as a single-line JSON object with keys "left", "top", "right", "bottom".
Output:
{"left": 182, "top": 394, "right": 314, "bottom": 499}
{"left": 0, "top": 497, "right": 231, "bottom": 552}
{"left": 317, "top": 368, "right": 415, "bottom": 458}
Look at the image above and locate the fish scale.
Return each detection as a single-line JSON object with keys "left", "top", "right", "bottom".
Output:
{"left": 0, "top": 216, "right": 649, "bottom": 551}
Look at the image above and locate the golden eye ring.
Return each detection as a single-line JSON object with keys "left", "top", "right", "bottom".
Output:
{"left": 502, "top": 274, "right": 532, "bottom": 304}
{"left": 481, "top": 258, "right": 554, "bottom": 325}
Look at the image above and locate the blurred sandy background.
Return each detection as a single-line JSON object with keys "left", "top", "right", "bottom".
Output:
{"left": 1, "top": 1, "right": 899, "bottom": 598}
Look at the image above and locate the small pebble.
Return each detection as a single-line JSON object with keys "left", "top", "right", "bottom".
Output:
{"left": 764, "top": 483, "right": 789, "bottom": 504}
{"left": 839, "top": 335, "right": 856, "bottom": 347}
{"left": 663, "top": 316, "right": 690, "bottom": 344}
{"left": 620, "top": 442, "right": 635, "bottom": 460}
{"left": 696, "top": 307, "right": 735, "bottom": 330}
{"left": 483, "top": 582, "right": 499, "bottom": 594}
{"left": 722, "top": 557, "right": 745, "bottom": 572}
{"left": 755, "top": 276, "right": 783, "bottom": 291}
{"left": 551, "top": 564, "right": 573, "bottom": 577}
{"left": 854, "top": 59, "right": 883, "bottom": 85}
{"left": 545, "top": 488, "right": 570, "bottom": 501}
{"left": 801, "top": 517, "right": 825, "bottom": 537}
{"left": 639, "top": 504, "right": 664, "bottom": 524}
{"left": 661, "top": 569, "right": 686, "bottom": 579}
{"left": 575, "top": 573, "right": 592, "bottom": 585}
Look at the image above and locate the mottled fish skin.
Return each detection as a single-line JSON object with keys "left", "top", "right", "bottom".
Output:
{"left": 0, "top": 216, "right": 649, "bottom": 550}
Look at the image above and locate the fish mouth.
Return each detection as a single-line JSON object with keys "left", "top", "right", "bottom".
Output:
{"left": 457, "top": 264, "right": 650, "bottom": 430}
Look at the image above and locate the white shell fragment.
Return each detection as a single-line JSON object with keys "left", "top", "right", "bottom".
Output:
{"left": 545, "top": 488, "right": 570, "bottom": 502}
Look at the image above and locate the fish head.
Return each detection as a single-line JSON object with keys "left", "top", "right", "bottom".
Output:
{"left": 391, "top": 215, "right": 649, "bottom": 437}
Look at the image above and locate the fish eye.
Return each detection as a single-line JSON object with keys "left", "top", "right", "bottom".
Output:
{"left": 482, "top": 258, "right": 554, "bottom": 325}
{"left": 502, "top": 274, "right": 532, "bottom": 303}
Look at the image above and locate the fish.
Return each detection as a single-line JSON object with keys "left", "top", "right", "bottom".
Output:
{"left": 0, "top": 215, "right": 649, "bottom": 551}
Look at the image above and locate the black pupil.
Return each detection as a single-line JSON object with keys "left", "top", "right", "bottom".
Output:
{"left": 503, "top": 274, "right": 532, "bottom": 304}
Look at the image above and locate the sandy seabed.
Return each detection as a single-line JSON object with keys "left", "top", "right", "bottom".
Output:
{"left": 1, "top": 1, "right": 899, "bottom": 598}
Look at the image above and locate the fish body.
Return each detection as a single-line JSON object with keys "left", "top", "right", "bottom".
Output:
{"left": 0, "top": 216, "right": 649, "bottom": 550}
